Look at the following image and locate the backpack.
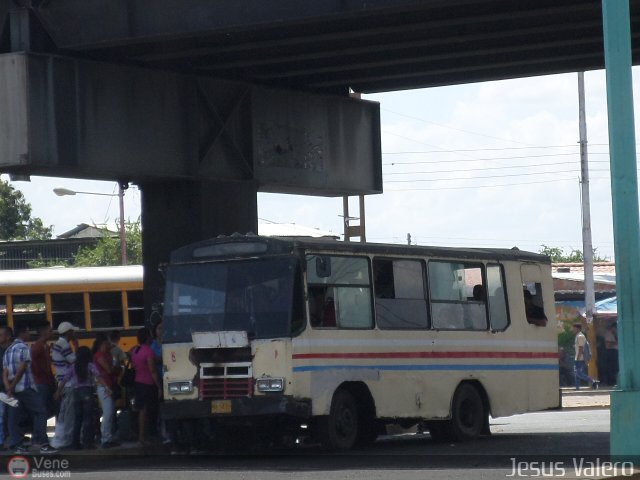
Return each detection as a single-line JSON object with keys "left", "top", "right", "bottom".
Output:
{"left": 582, "top": 336, "right": 592, "bottom": 363}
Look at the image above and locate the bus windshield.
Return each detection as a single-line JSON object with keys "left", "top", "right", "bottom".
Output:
{"left": 164, "top": 257, "right": 299, "bottom": 343}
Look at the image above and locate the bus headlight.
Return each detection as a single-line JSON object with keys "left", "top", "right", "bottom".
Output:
{"left": 168, "top": 381, "right": 193, "bottom": 394}
{"left": 256, "top": 377, "right": 285, "bottom": 392}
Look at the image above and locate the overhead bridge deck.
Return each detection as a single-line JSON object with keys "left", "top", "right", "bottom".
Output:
{"left": 2, "top": 0, "right": 639, "bottom": 93}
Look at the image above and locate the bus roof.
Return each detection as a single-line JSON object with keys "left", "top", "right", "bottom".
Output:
{"left": 0, "top": 265, "right": 143, "bottom": 288}
{"left": 170, "top": 235, "right": 551, "bottom": 264}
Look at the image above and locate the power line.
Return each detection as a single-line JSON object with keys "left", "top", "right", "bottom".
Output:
{"left": 382, "top": 108, "right": 534, "bottom": 146}
{"left": 385, "top": 169, "right": 589, "bottom": 183}
{"left": 409, "top": 234, "right": 614, "bottom": 244}
{"left": 381, "top": 174, "right": 623, "bottom": 190}
{"left": 383, "top": 161, "right": 609, "bottom": 176}
{"left": 382, "top": 130, "right": 452, "bottom": 150}
{"left": 385, "top": 177, "right": 576, "bottom": 191}
{"left": 384, "top": 152, "right": 610, "bottom": 166}
{"left": 382, "top": 144, "right": 609, "bottom": 154}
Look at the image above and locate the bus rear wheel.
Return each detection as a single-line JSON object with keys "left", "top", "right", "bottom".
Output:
{"left": 427, "top": 383, "right": 486, "bottom": 443}
{"left": 317, "top": 389, "right": 359, "bottom": 451}
{"left": 450, "top": 383, "right": 486, "bottom": 441}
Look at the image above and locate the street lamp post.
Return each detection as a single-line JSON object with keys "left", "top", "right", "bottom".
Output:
{"left": 53, "top": 183, "right": 128, "bottom": 265}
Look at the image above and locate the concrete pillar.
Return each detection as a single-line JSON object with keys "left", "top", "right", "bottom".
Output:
{"left": 602, "top": 0, "right": 640, "bottom": 459}
{"left": 139, "top": 179, "right": 258, "bottom": 318}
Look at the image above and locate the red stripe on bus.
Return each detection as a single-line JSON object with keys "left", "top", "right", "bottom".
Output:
{"left": 292, "top": 351, "right": 558, "bottom": 360}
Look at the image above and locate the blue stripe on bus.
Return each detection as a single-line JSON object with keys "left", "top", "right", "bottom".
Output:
{"left": 292, "top": 364, "right": 558, "bottom": 372}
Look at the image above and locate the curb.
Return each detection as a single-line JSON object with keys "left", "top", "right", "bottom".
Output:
{"left": 561, "top": 405, "right": 611, "bottom": 411}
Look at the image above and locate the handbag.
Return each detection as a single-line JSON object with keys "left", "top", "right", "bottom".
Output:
{"left": 121, "top": 346, "right": 139, "bottom": 388}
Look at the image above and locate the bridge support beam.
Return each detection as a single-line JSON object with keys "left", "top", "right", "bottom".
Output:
{"left": 0, "top": 52, "right": 381, "bottom": 196}
{"left": 602, "top": 0, "right": 640, "bottom": 460}
{"left": 140, "top": 179, "right": 258, "bottom": 315}
{"left": 0, "top": 50, "right": 381, "bottom": 319}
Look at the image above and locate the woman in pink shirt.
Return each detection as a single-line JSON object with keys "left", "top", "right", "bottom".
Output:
{"left": 131, "top": 327, "right": 161, "bottom": 445}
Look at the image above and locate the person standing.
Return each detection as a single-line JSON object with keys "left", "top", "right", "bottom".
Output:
{"left": 131, "top": 327, "right": 161, "bottom": 445}
{"left": 573, "top": 323, "right": 599, "bottom": 390}
{"left": 92, "top": 334, "right": 119, "bottom": 447}
{"left": 150, "top": 322, "right": 164, "bottom": 440}
{"left": 3, "top": 325, "right": 56, "bottom": 453}
{"left": 0, "top": 326, "right": 13, "bottom": 450}
{"left": 109, "top": 330, "right": 127, "bottom": 371}
{"left": 604, "top": 322, "right": 619, "bottom": 386}
{"left": 50, "top": 321, "right": 79, "bottom": 449}
{"left": 107, "top": 330, "right": 126, "bottom": 411}
{"left": 55, "top": 346, "right": 111, "bottom": 450}
{"left": 31, "top": 323, "right": 56, "bottom": 419}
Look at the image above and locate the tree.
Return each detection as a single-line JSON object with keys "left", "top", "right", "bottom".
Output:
{"left": 0, "top": 179, "right": 53, "bottom": 240}
{"left": 538, "top": 245, "right": 609, "bottom": 262}
{"left": 74, "top": 219, "right": 143, "bottom": 266}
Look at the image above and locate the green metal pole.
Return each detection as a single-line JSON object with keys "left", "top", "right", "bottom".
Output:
{"left": 602, "top": 0, "right": 640, "bottom": 459}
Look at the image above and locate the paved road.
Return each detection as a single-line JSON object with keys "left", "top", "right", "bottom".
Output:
{"left": 2, "top": 410, "right": 623, "bottom": 480}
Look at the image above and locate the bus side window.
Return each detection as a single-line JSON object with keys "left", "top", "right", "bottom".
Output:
{"left": 127, "top": 291, "right": 146, "bottom": 327}
{"left": 306, "top": 255, "right": 372, "bottom": 330}
{"left": 290, "top": 264, "right": 306, "bottom": 335}
{"left": 522, "top": 283, "right": 548, "bottom": 327}
{"left": 373, "top": 258, "right": 428, "bottom": 329}
{"left": 487, "top": 264, "right": 509, "bottom": 331}
{"left": 51, "top": 293, "right": 85, "bottom": 330}
{"left": 0, "top": 295, "right": 7, "bottom": 327}
{"left": 90, "top": 292, "right": 124, "bottom": 329}
{"left": 12, "top": 294, "right": 47, "bottom": 332}
{"left": 428, "top": 261, "right": 487, "bottom": 330}
{"left": 521, "top": 264, "right": 548, "bottom": 327}
{"left": 335, "top": 287, "right": 371, "bottom": 329}
{"left": 308, "top": 286, "right": 336, "bottom": 328}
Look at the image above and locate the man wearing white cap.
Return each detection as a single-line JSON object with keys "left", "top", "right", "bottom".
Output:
{"left": 50, "top": 321, "right": 79, "bottom": 449}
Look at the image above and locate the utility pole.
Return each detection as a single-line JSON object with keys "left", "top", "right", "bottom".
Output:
{"left": 578, "top": 72, "right": 597, "bottom": 378}
{"left": 118, "top": 182, "right": 128, "bottom": 265}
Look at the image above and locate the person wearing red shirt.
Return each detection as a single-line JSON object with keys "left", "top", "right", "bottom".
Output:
{"left": 92, "top": 333, "right": 119, "bottom": 448}
{"left": 30, "top": 323, "right": 56, "bottom": 420}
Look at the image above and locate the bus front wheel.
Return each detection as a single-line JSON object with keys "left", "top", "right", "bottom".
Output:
{"left": 317, "top": 389, "right": 359, "bottom": 451}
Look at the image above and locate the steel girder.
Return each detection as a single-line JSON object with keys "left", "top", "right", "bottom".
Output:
{"left": 0, "top": 52, "right": 381, "bottom": 196}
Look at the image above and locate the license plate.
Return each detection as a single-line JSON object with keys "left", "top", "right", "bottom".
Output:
{"left": 211, "top": 400, "right": 232, "bottom": 414}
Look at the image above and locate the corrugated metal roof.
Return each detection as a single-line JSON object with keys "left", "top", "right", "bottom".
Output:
{"left": 552, "top": 272, "right": 617, "bottom": 285}
{"left": 258, "top": 223, "right": 339, "bottom": 239}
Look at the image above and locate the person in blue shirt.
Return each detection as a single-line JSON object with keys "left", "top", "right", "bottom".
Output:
{"left": 3, "top": 325, "right": 56, "bottom": 454}
{"left": 0, "top": 326, "right": 13, "bottom": 450}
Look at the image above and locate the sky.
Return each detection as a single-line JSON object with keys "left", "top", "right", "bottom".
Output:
{"left": 4, "top": 67, "right": 640, "bottom": 260}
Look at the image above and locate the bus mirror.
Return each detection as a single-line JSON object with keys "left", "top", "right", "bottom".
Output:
{"left": 316, "top": 256, "right": 332, "bottom": 278}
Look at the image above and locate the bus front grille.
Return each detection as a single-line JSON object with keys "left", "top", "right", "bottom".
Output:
{"left": 199, "top": 377, "right": 253, "bottom": 400}
{"left": 198, "top": 362, "right": 253, "bottom": 400}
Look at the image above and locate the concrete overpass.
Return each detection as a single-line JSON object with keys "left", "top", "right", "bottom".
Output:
{"left": 1, "top": 0, "right": 639, "bottom": 457}
{"left": 3, "top": 1, "right": 639, "bottom": 93}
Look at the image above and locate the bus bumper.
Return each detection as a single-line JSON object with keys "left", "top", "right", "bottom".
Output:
{"left": 160, "top": 396, "right": 312, "bottom": 420}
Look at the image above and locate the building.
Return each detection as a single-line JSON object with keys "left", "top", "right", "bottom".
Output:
{"left": 0, "top": 224, "right": 116, "bottom": 270}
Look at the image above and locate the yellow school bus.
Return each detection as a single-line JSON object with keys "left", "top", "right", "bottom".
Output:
{"left": 0, "top": 265, "right": 144, "bottom": 351}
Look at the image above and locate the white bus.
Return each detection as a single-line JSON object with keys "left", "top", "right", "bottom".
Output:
{"left": 160, "top": 235, "right": 559, "bottom": 450}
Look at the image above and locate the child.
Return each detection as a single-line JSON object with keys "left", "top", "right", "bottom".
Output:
{"left": 55, "top": 346, "right": 111, "bottom": 450}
